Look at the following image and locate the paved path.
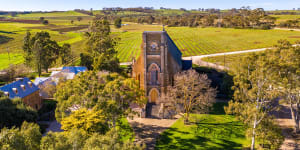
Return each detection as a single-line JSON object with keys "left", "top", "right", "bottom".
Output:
{"left": 274, "top": 27, "right": 300, "bottom": 32}
{"left": 128, "top": 117, "right": 179, "bottom": 150}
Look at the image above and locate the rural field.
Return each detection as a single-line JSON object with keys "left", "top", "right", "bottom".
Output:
{"left": 1, "top": 12, "right": 300, "bottom": 69}
{"left": 271, "top": 15, "right": 300, "bottom": 24}
{"left": 202, "top": 52, "right": 263, "bottom": 69}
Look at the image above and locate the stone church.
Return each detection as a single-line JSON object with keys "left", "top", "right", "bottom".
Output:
{"left": 132, "top": 31, "right": 192, "bottom": 118}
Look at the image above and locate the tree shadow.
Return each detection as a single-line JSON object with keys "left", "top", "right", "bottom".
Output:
{"left": 0, "top": 31, "right": 16, "bottom": 34}
{"left": 193, "top": 66, "right": 234, "bottom": 99}
{"left": 0, "top": 35, "right": 13, "bottom": 44}
{"left": 156, "top": 126, "right": 244, "bottom": 150}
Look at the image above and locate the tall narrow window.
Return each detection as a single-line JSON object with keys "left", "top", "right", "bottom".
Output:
{"left": 148, "top": 63, "right": 160, "bottom": 85}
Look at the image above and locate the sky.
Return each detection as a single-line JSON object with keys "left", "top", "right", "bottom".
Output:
{"left": 0, "top": 0, "right": 299, "bottom": 11}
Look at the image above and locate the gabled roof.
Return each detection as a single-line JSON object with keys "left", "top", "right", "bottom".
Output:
{"left": 34, "top": 77, "right": 50, "bottom": 86}
{"left": 164, "top": 32, "right": 182, "bottom": 67}
{"left": 0, "top": 78, "right": 39, "bottom": 99}
{"left": 62, "top": 66, "right": 87, "bottom": 75}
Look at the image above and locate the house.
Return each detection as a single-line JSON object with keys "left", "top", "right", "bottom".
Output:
{"left": 34, "top": 66, "right": 87, "bottom": 99}
{"left": 0, "top": 77, "right": 42, "bottom": 110}
{"left": 132, "top": 31, "right": 192, "bottom": 118}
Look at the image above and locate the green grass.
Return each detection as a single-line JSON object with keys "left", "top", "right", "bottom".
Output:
{"left": 156, "top": 114, "right": 249, "bottom": 150}
{"left": 0, "top": 22, "right": 85, "bottom": 70}
{"left": 117, "top": 118, "right": 135, "bottom": 141}
{"left": 271, "top": 15, "right": 300, "bottom": 24}
{"left": 2, "top": 21, "right": 300, "bottom": 70}
{"left": 15, "top": 11, "right": 89, "bottom": 18}
{"left": 155, "top": 102, "right": 250, "bottom": 150}
{"left": 0, "top": 53, "right": 24, "bottom": 70}
{"left": 202, "top": 52, "right": 263, "bottom": 69}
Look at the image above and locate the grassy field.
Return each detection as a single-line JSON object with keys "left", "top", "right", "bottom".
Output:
{"left": 0, "top": 22, "right": 85, "bottom": 69}
{"left": 202, "top": 52, "right": 263, "bottom": 69}
{"left": 271, "top": 15, "right": 300, "bottom": 24}
{"left": 0, "top": 53, "right": 24, "bottom": 70}
{"left": 15, "top": 11, "right": 89, "bottom": 18}
{"left": 156, "top": 103, "right": 250, "bottom": 150}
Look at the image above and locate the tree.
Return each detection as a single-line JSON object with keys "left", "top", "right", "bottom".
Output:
{"left": 54, "top": 71, "right": 146, "bottom": 128}
{"left": 61, "top": 108, "right": 109, "bottom": 134}
{"left": 267, "top": 40, "right": 300, "bottom": 133}
{"left": 39, "top": 17, "right": 45, "bottom": 22}
{"left": 225, "top": 53, "right": 279, "bottom": 150}
{"left": 0, "top": 121, "right": 41, "bottom": 150}
{"left": 77, "top": 16, "right": 82, "bottom": 22}
{"left": 98, "top": 74, "right": 147, "bottom": 127}
{"left": 169, "top": 69, "right": 217, "bottom": 123}
{"left": 0, "top": 97, "right": 38, "bottom": 129}
{"left": 20, "top": 122, "right": 42, "bottom": 150}
{"left": 60, "top": 43, "right": 71, "bottom": 65}
{"left": 23, "top": 31, "right": 65, "bottom": 76}
{"left": 79, "top": 53, "right": 93, "bottom": 70}
{"left": 255, "top": 117, "right": 284, "bottom": 149}
{"left": 147, "top": 15, "right": 155, "bottom": 24}
{"left": 23, "top": 31, "right": 33, "bottom": 67}
{"left": 84, "top": 19, "right": 120, "bottom": 72}
{"left": 70, "top": 20, "right": 74, "bottom": 24}
{"left": 114, "top": 17, "right": 122, "bottom": 28}
{"left": 83, "top": 128, "right": 145, "bottom": 150}
{"left": 42, "top": 20, "right": 49, "bottom": 25}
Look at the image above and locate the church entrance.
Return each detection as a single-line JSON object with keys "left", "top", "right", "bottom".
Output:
{"left": 149, "top": 88, "right": 159, "bottom": 103}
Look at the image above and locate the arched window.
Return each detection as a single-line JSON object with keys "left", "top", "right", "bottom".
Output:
{"left": 148, "top": 63, "right": 160, "bottom": 85}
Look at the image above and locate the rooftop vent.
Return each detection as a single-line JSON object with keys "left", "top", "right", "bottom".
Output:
{"left": 12, "top": 88, "right": 18, "bottom": 94}
{"left": 4, "top": 92, "right": 9, "bottom": 97}
{"left": 21, "top": 84, "right": 25, "bottom": 90}
{"left": 28, "top": 82, "right": 32, "bottom": 87}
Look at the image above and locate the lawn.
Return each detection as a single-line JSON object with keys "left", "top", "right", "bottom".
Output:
{"left": 155, "top": 103, "right": 250, "bottom": 150}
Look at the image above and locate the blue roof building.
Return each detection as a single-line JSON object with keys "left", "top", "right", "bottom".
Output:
{"left": 62, "top": 66, "right": 87, "bottom": 75}
{"left": 0, "top": 78, "right": 39, "bottom": 99}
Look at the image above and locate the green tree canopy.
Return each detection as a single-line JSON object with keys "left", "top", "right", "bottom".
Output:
{"left": 0, "top": 97, "right": 38, "bottom": 129}
{"left": 114, "top": 18, "right": 122, "bottom": 28}
{"left": 55, "top": 71, "right": 146, "bottom": 128}
{"left": 82, "top": 19, "right": 120, "bottom": 72}
{"left": 0, "top": 121, "right": 41, "bottom": 150}
{"left": 23, "top": 31, "right": 70, "bottom": 76}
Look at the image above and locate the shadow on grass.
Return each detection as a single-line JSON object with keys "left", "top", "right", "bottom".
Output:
{"left": 210, "top": 102, "right": 228, "bottom": 115}
{"left": 0, "top": 35, "right": 13, "bottom": 44}
{"left": 0, "top": 31, "right": 16, "bottom": 34}
{"left": 156, "top": 126, "right": 244, "bottom": 150}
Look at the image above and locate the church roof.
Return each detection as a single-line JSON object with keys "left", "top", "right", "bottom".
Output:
{"left": 164, "top": 32, "right": 183, "bottom": 67}
{"left": 0, "top": 78, "right": 39, "bottom": 99}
